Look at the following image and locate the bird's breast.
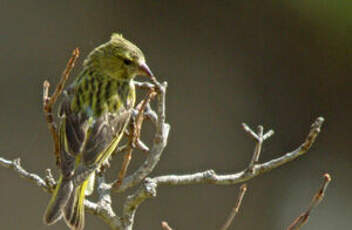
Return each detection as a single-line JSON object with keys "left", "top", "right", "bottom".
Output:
{"left": 71, "top": 76, "right": 134, "bottom": 117}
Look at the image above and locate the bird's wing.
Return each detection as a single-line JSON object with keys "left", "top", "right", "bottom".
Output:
{"left": 59, "top": 90, "right": 131, "bottom": 171}
{"left": 82, "top": 109, "right": 131, "bottom": 165}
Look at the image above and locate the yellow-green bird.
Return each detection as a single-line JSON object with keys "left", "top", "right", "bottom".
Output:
{"left": 43, "top": 34, "right": 154, "bottom": 230}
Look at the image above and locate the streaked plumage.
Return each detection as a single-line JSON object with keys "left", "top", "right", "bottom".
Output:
{"left": 43, "top": 34, "right": 154, "bottom": 230}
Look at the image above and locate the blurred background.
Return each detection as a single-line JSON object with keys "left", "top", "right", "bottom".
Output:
{"left": 0, "top": 1, "right": 351, "bottom": 229}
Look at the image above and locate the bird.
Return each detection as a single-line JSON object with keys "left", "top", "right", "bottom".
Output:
{"left": 43, "top": 33, "right": 154, "bottom": 230}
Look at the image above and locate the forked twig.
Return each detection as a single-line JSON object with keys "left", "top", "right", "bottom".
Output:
{"left": 42, "top": 48, "right": 80, "bottom": 166}
{"left": 220, "top": 184, "right": 248, "bottom": 230}
{"left": 287, "top": 173, "right": 331, "bottom": 230}
{"left": 114, "top": 89, "right": 156, "bottom": 189}
{"left": 0, "top": 116, "right": 324, "bottom": 230}
{"left": 152, "top": 117, "right": 324, "bottom": 186}
{"left": 242, "top": 123, "right": 274, "bottom": 172}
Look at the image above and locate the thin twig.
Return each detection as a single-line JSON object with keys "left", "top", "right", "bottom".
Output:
{"left": 153, "top": 117, "right": 324, "bottom": 186}
{"left": 47, "top": 48, "right": 80, "bottom": 108}
{"left": 85, "top": 199, "right": 122, "bottom": 230}
{"left": 287, "top": 173, "right": 331, "bottom": 230}
{"left": 0, "top": 157, "right": 49, "bottom": 192}
{"left": 0, "top": 114, "right": 325, "bottom": 230}
{"left": 114, "top": 82, "right": 170, "bottom": 193}
{"left": 144, "top": 103, "right": 158, "bottom": 124}
{"left": 133, "top": 80, "right": 155, "bottom": 90}
{"left": 120, "top": 81, "right": 170, "bottom": 229}
{"left": 134, "top": 89, "right": 157, "bottom": 144}
{"left": 161, "top": 221, "right": 173, "bottom": 230}
{"left": 220, "top": 184, "right": 248, "bottom": 230}
{"left": 114, "top": 148, "right": 133, "bottom": 188}
{"left": 135, "top": 139, "right": 150, "bottom": 152}
{"left": 122, "top": 178, "right": 157, "bottom": 230}
{"left": 42, "top": 80, "right": 61, "bottom": 166}
{"left": 243, "top": 124, "right": 275, "bottom": 172}
{"left": 42, "top": 48, "right": 80, "bottom": 166}
{"left": 117, "top": 117, "right": 324, "bottom": 230}
{"left": 248, "top": 125, "right": 264, "bottom": 171}
{"left": 263, "top": 129, "right": 274, "bottom": 140}
{"left": 113, "top": 89, "right": 156, "bottom": 189}
{"left": 241, "top": 123, "right": 258, "bottom": 140}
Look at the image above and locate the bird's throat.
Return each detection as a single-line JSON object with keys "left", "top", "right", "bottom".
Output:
{"left": 71, "top": 70, "right": 133, "bottom": 117}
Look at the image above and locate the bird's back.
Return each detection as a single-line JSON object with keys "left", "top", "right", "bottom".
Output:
{"left": 59, "top": 69, "right": 135, "bottom": 168}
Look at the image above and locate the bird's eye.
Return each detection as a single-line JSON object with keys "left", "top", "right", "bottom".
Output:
{"left": 124, "top": 59, "right": 132, "bottom": 65}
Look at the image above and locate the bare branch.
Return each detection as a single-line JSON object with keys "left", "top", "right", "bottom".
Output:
{"left": 263, "top": 129, "right": 274, "bottom": 140}
{"left": 0, "top": 115, "right": 325, "bottom": 230}
{"left": 153, "top": 117, "right": 324, "bottom": 186}
{"left": 287, "top": 173, "right": 331, "bottom": 230}
{"left": 92, "top": 174, "right": 124, "bottom": 230}
{"left": 48, "top": 48, "right": 80, "bottom": 108}
{"left": 161, "top": 221, "right": 174, "bottom": 230}
{"left": 248, "top": 125, "right": 264, "bottom": 171}
{"left": 133, "top": 80, "right": 155, "bottom": 90}
{"left": 241, "top": 123, "right": 259, "bottom": 140}
{"left": 0, "top": 157, "right": 49, "bottom": 192}
{"left": 114, "top": 82, "right": 171, "bottom": 193}
{"left": 114, "top": 148, "right": 133, "bottom": 188}
{"left": 85, "top": 199, "right": 122, "bottom": 230}
{"left": 115, "top": 80, "right": 170, "bottom": 229}
{"left": 122, "top": 178, "right": 157, "bottom": 230}
{"left": 220, "top": 184, "right": 248, "bottom": 230}
{"left": 42, "top": 48, "right": 80, "bottom": 166}
{"left": 134, "top": 89, "right": 157, "bottom": 144}
{"left": 243, "top": 124, "right": 275, "bottom": 172}
{"left": 134, "top": 138, "right": 150, "bottom": 152}
{"left": 144, "top": 103, "right": 158, "bottom": 124}
{"left": 113, "top": 89, "right": 156, "bottom": 189}
{"left": 117, "top": 117, "right": 323, "bottom": 230}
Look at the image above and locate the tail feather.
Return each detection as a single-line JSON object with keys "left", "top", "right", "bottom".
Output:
{"left": 43, "top": 176, "right": 74, "bottom": 225}
{"left": 63, "top": 179, "right": 88, "bottom": 230}
{"left": 63, "top": 185, "right": 77, "bottom": 223}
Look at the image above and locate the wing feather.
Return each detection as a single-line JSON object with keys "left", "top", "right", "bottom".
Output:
{"left": 59, "top": 89, "right": 131, "bottom": 168}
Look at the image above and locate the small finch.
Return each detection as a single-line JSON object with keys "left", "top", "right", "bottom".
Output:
{"left": 43, "top": 34, "right": 154, "bottom": 230}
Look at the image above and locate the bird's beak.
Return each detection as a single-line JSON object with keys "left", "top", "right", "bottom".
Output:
{"left": 138, "top": 62, "right": 154, "bottom": 78}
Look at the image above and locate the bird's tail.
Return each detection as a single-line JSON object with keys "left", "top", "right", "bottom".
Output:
{"left": 43, "top": 175, "right": 74, "bottom": 225}
{"left": 63, "top": 178, "right": 89, "bottom": 230}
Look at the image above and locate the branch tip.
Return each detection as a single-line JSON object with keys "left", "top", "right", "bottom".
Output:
{"left": 220, "top": 183, "right": 248, "bottom": 230}
{"left": 263, "top": 129, "right": 275, "bottom": 140}
{"left": 287, "top": 173, "right": 331, "bottom": 230}
{"left": 324, "top": 173, "right": 331, "bottom": 182}
{"left": 240, "top": 183, "right": 247, "bottom": 192}
{"left": 43, "top": 80, "right": 50, "bottom": 88}
{"left": 161, "top": 221, "right": 173, "bottom": 230}
{"left": 73, "top": 47, "right": 80, "bottom": 56}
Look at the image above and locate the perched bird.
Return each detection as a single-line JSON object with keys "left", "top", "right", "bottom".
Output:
{"left": 43, "top": 34, "right": 154, "bottom": 230}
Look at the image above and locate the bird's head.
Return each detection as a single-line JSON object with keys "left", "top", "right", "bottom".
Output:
{"left": 84, "top": 33, "right": 154, "bottom": 80}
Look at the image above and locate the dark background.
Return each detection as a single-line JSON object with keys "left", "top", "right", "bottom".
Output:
{"left": 0, "top": 1, "right": 351, "bottom": 229}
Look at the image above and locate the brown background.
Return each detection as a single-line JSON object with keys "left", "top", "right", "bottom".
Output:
{"left": 0, "top": 1, "right": 351, "bottom": 229}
